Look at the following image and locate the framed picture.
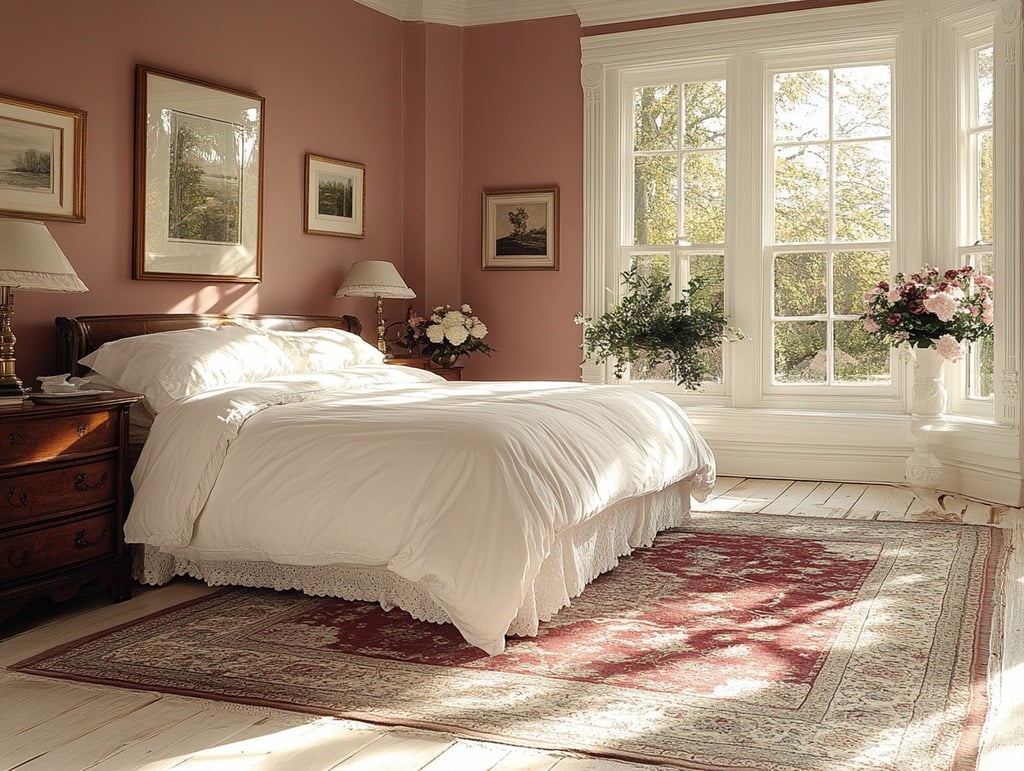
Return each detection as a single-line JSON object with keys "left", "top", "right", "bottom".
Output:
{"left": 304, "top": 154, "right": 365, "bottom": 238}
{"left": 134, "top": 65, "right": 264, "bottom": 282}
{"left": 481, "top": 186, "right": 559, "bottom": 271}
{"left": 0, "top": 94, "right": 85, "bottom": 221}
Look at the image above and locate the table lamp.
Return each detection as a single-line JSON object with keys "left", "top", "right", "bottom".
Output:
{"left": 0, "top": 220, "right": 88, "bottom": 401}
{"left": 335, "top": 260, "right": 415, "bottom": 356}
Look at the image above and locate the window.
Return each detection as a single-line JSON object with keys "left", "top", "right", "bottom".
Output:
{"left": 769, "top": 66, "right": 892, "bottom": 386}
{"left": 628, "top": 79, "right": 727, "bottom": 386}
{"left": 961, "top": 43, "right": 994, "bottom": 402}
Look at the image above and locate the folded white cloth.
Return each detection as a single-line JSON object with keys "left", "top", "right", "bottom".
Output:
{"left": 37, "top": 374, "right": 112, "bottom": 394}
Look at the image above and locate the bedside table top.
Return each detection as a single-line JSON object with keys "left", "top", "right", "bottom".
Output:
{"left": 0, "top": 390, "right": 142, "bottom": 415}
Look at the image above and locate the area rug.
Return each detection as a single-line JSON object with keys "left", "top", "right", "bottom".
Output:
{"left": 11, "top": 513, "right": 1007, "bottom": 770}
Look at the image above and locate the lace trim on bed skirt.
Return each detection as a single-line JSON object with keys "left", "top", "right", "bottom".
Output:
{"left": 133, "top": 479, "right": 692, "bottom": 638}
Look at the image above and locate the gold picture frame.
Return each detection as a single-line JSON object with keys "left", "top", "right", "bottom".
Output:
{"left": 304, "top": 154, "right": 365, "bottom": 238}
{"left": 0, "top": 93, "right": 86, "bottom": 222}
{"left": 481, "top": 186, "right": 559, "bottom": 271}
{"left": 133, "top": 65, "right": 264, "bottom": 282}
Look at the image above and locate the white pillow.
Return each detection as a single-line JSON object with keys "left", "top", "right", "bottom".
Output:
{"left": 79, "top": 324, "right": 294, "bottom": 413}
{"left": 261, "top": 327, "right": 385, "bottom": 372}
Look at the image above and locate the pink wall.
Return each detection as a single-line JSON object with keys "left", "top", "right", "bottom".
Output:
{"left": 460, "top": 17, "right": 583, "bottom": 381}
{"left": 1, "top": 0, "right": 405, "bottom": 384}
{"left": 1, "top": 2, "right": 584, "bottom": 385}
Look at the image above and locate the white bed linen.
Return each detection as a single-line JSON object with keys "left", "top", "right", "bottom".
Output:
{"left": 126, "top": 366, "right": 715, "bottom": 654}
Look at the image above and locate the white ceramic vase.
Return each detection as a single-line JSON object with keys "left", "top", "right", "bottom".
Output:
{"left": 910, "top": 344, "right": 947, "bottom": 417}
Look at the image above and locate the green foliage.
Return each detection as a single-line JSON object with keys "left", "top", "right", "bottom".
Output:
{"left": 578, "top": 266, "right": 740, "bottom": 389}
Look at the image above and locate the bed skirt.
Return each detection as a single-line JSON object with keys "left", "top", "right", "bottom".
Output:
{"left": 133, "top": 478, "right": 693, "bottom": 638}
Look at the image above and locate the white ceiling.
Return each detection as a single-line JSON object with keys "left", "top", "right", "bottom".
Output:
{"left": 352, "top": 0, "right": 785, "bottom": 27}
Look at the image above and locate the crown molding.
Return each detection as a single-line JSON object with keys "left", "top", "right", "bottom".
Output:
{"left": 352, "top": 0, "right": 786, "bottom": 27}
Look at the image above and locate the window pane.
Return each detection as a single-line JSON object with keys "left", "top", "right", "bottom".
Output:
{"left": 634, "top": 155, "right": 677, "bottom": 244}
{"left": 977, "top": 47, "right": 993, "bottom": 125}
{"left": 631, "top": 252, "right": 671, "bottom": 283}
{"left": 690, "top": 254, "right": 725, "bottom": 383}
{"left": 634, "top": 85, "right": 679, "bottom": 152}
{"left": 834, "top": 320, "right": 890, "bottom": 384}
{"left": 775, "top": 145, "right": 829, "bottom": 243}
{"left": 966, "top": 251, "right": 994, "bottom": 399}
{"left": 775, "top": 252, "right": 826, "bottom": 316}
{"left": 774, "top": 321, "right": 827, "bottom": 383}
{"left": 684, "top": 80, "right": 726, "bottom": 149}
{"left": 979, "top": 130, "right": 993, "bottom": 243}
{"left": 683, "top": 151, "right": 726, "bottom": 243}
{"left": 689, "top": 253, "right": 725, "bottom": 312}
{"left": 833, "top": 250, "right": 890, "bottom": 315}
{"left": 835, "top": 141, "right": 891, "bottom": 241}
{"left": 774, "top": 70, "right": 829, "bottom": 143}
{"left": 834, "top": 65, "right": 891, "bottom": 139}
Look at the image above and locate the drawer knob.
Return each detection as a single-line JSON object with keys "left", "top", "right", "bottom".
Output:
{"left": 73, "top": 472, "right": 108, "bottom": 492}
{"left": 76, "top": 423, "right": 88, "bottom": 437}
{"left": 7, "top": 432, "right": 24, "bottom": 447}
{"left": 74, "top": 527, "right": 108, "bottom": 550}
{"left": 7, "top": 548, "right": 31, "bottom": 569}
{"left": 4, "top": 489, "right": 28, "bottom": 508}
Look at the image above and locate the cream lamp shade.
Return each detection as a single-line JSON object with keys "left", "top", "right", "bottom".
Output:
{"left": 335, "top": 260, "right": 415, "bottom": 356}
{"left": 0, "top": 219, "right": 88, "bottom": 400}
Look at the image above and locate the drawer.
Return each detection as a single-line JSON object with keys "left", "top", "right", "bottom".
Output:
{"left": 1, "top": 510, "right": 114, "bottom": 582}
{"left": 1, "top": 458, "right": 116, "bottom": 527}
{"left": 0, "top": 411, "right": 118, "bottom": 466}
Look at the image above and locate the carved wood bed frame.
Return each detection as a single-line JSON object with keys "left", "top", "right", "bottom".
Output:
{"left": 55, "top": 313, "right": 363, "bottom": 376}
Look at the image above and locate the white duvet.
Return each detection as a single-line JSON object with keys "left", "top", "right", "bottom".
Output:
{"left": 126, "top": 365, "right": 715, "bottom": 654}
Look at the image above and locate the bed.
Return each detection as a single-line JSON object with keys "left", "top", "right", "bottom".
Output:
{"left": 55, "top": 313, "right": 716, "bottom": 655}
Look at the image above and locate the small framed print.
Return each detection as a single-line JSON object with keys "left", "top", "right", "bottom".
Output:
{"left": 0, "top": 93, "right": 86, "bottom": 221}
{"left": 305, "top": 154, "right": 365, "bottom": 238}
{"left": 482, "top": 186, "right": 558, "bottom": 271}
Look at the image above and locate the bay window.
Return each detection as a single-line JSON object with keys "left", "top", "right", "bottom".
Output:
{"left": 581, "top": 0, "right": 1021, "bottom": 504}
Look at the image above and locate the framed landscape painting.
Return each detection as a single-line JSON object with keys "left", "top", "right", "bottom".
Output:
{"left": 482, "top": 187, "right": 559, "bottom": 270}
{"left": 304, "top": 154, "right": 365, "bottom": 238}
{"left": 134, "top": 65, "right": 264, "bottom": 282}
{"left": 0, "top": 94, "right": 86, "bottom": 221}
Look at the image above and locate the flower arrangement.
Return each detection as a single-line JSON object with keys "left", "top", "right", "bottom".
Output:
{"left": 409, "top": 303, "right": 495, "bottom": 366}
{"left": 575, "top": 266, "right": 740, "bottom": 389}
{"left": 859, "top": 265, "right": 994, "bottom": 362}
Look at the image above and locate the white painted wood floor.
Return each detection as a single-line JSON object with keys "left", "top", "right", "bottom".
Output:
{"left": 1, "top": 477, "right": 1022, "bottom": 771}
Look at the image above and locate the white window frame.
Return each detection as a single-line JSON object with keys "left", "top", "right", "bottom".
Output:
{"left": 581, "top": 0, "right": 1023, "bottom": 505}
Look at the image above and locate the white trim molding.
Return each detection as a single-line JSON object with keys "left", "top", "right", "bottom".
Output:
{"left": 353, "top": 0, "right": 809, "bottom": 27}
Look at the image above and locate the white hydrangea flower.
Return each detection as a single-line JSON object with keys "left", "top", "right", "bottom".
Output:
{"left": 426, "top": 324, "right": 446, "bottom": 344}
{"left": 442, "top": 311, "right": 464, "bottom": 328}
{"left": 445, "top": 325, "right": 469, "bottom": 346}
{"left": 461, "top": 304, "right": 472, "bottom": 314}
{"left": 470, "top": 322, "right": 488, "bottom": 339}
{"left": 430, "top": 314, "right": 442, "bottom": 323}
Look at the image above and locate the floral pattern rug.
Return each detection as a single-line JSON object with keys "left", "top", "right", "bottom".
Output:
{"left": 11, "top": 513, "right": 1006, "bottom": 771}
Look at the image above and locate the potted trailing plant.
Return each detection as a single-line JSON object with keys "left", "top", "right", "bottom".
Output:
{"left": 575, "top": 266, "right": 740, "bottom": 389}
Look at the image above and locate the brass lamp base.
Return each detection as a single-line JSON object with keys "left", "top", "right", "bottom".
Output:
{"left": 0, "top": 285, "right": 26, "bottom": 400}
{"left": 374, "top": 295, "right": 392, "bottom": 359}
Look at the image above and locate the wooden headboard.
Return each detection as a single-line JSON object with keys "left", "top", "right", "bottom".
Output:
{"left": 55, "top": 313, "right": 363, "bottom": 376}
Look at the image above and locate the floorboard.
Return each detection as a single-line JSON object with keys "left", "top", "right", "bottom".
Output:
{"left": 0, "top": 478, "right": 1020, "bottom": 771}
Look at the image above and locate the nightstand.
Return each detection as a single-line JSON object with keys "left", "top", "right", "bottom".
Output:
{"left": 386, "top": 355, "right": 463, "bottom": 381}
{"left": 0, "top": 391, "right": 141, "bottom": 622}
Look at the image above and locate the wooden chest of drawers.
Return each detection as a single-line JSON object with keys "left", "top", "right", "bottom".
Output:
{"left": 0, "top": 391, "right": 141, "bottom": 622}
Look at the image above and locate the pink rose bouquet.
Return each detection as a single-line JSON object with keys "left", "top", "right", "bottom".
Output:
{"left": 860, "top": 265, "right": 994, "bottom": 362}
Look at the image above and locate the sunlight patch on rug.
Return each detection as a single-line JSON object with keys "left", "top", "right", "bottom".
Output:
{"left": 11, "top": 513, "right": 1007, "bottom": 771}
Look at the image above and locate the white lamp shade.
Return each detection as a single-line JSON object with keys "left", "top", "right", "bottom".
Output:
{"left": 0, "top": 220, "right": 88, "bottom": 292}
{"left": 335, "top": 260, "right": 415, "bottom": 299}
